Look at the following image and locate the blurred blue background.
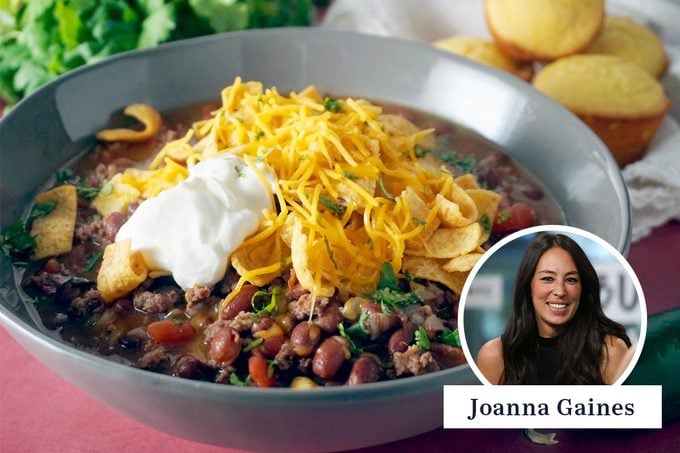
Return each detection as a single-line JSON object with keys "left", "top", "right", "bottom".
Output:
{"left": 463, "top": 232, "right": 642, "bottom": 360}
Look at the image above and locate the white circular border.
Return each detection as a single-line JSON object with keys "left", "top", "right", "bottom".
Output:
{"left": 458, "top": 225, "right": 648, "bottom": 386}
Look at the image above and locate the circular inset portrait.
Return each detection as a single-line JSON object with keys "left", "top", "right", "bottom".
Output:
{"left": 459, "top": 226, "right": 645, "bottom": 386}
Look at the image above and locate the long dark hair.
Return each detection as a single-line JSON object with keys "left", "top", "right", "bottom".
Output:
{"left": 500, "top": 233, "right": 631, "bottom": 384}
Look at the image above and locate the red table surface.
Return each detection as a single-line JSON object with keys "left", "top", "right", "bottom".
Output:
{"left": 1, "top": 221, "right": 679, "bottom": 452}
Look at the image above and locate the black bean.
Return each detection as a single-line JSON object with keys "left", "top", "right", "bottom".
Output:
{"left": 176, "top": 356, "right": 208, "bottom": 380}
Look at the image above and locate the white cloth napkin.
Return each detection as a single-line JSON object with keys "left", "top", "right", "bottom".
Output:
{"left": 321, "top": 0, "right": 680, "bottom": 242}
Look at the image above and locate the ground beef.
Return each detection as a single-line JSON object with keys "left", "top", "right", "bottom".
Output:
{"left": 75, "top": 220, "right": 107, "bottom": 244}
{"left": 137, "top": 347, "right": 171, "bottom": 371}
{"left": 185, "top": 286, "right": 211, "bottom": 306}
{"left": 392, "top": 345, "right": 440, "bottom": 376}
{"left": 225, "top": 311, "right": 255, "bottom": 332}
{"left": 288, "top": 294, "right": 330, "bottom": 320}
{"left": 412, "top": 281, "right": 446, "bottom": 310}
{"left": 274, "top": 341, "right": 294, "bottom": 371}
{"left": 133, "top": 287, "right": 181, "bottom": 313}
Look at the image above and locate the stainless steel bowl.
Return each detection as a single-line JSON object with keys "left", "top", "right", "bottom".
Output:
{"left": 0, "top": 28, "right": 630, "bottom": 452}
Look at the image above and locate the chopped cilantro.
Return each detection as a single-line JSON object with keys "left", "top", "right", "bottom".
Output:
{"left": 323, "top": 96, "right": 342, "bottom": 113}
{"left": 229, "top": 372, "right": 252, "bottom": 387}
{"left": 254, "top": 130, "right": 265, "bottom": 140}
{"left": 54, "top": 168, "right": 74, "bottom": 183}
{"left": 234, "top": 164, "right": 246, "bottom": 178}
{"left": 338, "top": 322, "right": 363, "bottom": 356}
{"left": 496, "top": 210, "right": 510, "bottom": 224}
{"left": 372, "top": 287, "right": 421, "bottom": 313}
{"left": 414, "top": 146, "right": 428, "bottom": 158}
{"left": 480, "top": 214, "right": 492, "bottom": 233}
{"left": 254, "top": 147, "right": 275, "bottom": 163}
{"left": 440, "top": 328, "right": 461, "bottom": 348}
{"left": 319, "top": 194, "right": 346, "bottom": 217}
{"left": 30, "top": 200, "right": 57, "bottom": 221}
{"left": 343, "top": 171, "right": 358, "bottom": 181}
{"left": 377, "top": 262, "right": 400, "bottom": 291}
{"left": 434, "top": 149, "right": 477, "bottom": 173}
{"left": 371, "top": 262, "right": 421, "bottom": 313}
{"left": 75, "top": 182, "right": 100, "bottom": 201}
{"left": 0, "top": 221, "right": 36, "bottom": 265}
{"left": 84, "top": 251, "right": 103, "bottom": 272}
{"left": 415, "top": 325, "right": 430, "bottom": 350}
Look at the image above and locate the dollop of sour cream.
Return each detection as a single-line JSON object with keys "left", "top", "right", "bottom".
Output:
{"left": 116, "top": 155, "right": 275, "bottom": 289}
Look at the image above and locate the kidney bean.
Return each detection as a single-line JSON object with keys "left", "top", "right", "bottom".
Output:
{"left": 347, "top": 356, "right": 380, "bottom": 386}
{"left": 315, "top": 302, "right": 344, "bottom": 333}
{"left": 430, "top": 343, "right": 467, "bottom": 368}
{"left": 258, "top": 334, "right": 285, "bottom": 359}
{"left": 388, "top": 323, "right": 417, "bottom": 355}
{"left": 209, "top": 326, "right": 241, "bottom": 366}
{"left": 222, "top": 284, "right": 258, "bottom": 320}
{"left": 364, "top": 302, "right": 398, "bottom": 340}
{"left": 312, "top": 336, "right": 350, "bottom": 380}
{"left": 103, "top": 211, "right": 126, "bottom": 242}
{"left": 290, "top": 321, "right": 321, "bottom": 357}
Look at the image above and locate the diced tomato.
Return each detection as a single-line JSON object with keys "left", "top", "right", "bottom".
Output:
{"left": 248, "top": 354, "right": 275, "bottom": 388}
{"left": 147, "top": 319, "right": 195, "bottom": 344}
{"left": 494, "top": 201, "right": 537, "bottom": 233}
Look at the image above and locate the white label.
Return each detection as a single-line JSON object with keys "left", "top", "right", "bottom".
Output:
{"left": 443, "top": 385, "right": 662, "bottom": 429}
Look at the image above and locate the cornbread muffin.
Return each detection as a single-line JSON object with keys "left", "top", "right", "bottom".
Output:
{"left": 583, "top": 16, "right": 668, "bottom": 78}
{"left": 485, "top": 0, "right": 605, "bottom": 62}
{"left": 433, "top": 35, "right": 533, "bottom": 81}
{"left": 533, "top": 54, "right": 670, "bottom": 166}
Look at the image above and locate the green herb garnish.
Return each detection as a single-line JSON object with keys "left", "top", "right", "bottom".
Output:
{"left": 84, "top": 251, "right": 104, "bottom": 272}
{"left": 343, "top": 171, "right": 358, "bottom": 181}
{"left": 377, "top": 175, "right": 395, "bottom": 201}
{"left": 229, "top": 372, "right": 252, "bottom": 387}
{"left": 254, "top": 130, "right": 265, "bottom": 140}
{"left": 30, "top": 200, "right": 57, "bottom": 220}
{"left": 75, "top": 182, "right": 100, "bottom": 201}
{"left": 414, "top": 146, "right": 428, "bottom": 158}
{"left": 370, "top": 263, "right": 421, "bottom": 313}
{"left": 434, "top": 150, "right": 477, "bottom": 173}
{"left": 0, "top": 221, "right": 36, "bottom": 265}
{"left": 234, "top": 164, "right": 246, "bottom": 178}
{"left": 243, "top": 337, "right": 264, "bottom": 352}
{"left": 496, "top": 210, "right": 510, "bottom": 224}
{"left": 480, "top": 214, "right": 492, "bottom": 233}
{"left": 251, "top": 286, "right": 281, "bottom": 316}
{"left": 338, "top": 322, "right": 363, "bottom": 356}
{"left": 323, "top": 96, "right": 342, "bottom": 113}
{"left": 319, "top": 194, "right": 346, "bottom": 217}
{"left": 415, "top": 325, "right": 430, "bottom": 350}
{"left": 323, "top": 236, "right": 337, "bottom": 268}
{"left": 54, "top": 168, "right": 74, "bottom": 183}
{"left": 440, "top": 328, "right": 461, "bottom": 348}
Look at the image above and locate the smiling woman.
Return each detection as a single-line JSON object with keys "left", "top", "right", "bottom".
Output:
{"left": 476, "top": 232, "right": 632, "bottom": 385}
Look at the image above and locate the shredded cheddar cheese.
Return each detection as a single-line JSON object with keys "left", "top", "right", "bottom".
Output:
{"left": 94, "top": 78, "right": 502, "bottom": 308}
